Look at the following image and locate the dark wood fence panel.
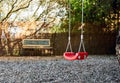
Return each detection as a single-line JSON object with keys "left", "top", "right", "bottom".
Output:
{"left": 52, "top": 32, "right": 116, "bottom": 55}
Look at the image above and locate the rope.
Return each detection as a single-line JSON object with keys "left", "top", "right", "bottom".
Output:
{"left": 78, "top": 0, "right": 86, "bottom": 52}
{"left": 68, "top": 0, "right": 71, "bottom": 39}
{"left": 65, "top": 0, "right": 72, "bottom": 52}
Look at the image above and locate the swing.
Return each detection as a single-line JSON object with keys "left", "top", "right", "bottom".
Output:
{"left": 63, "top": 0, "right": 88, "bottom": 60}
{"left": 63, "top": 0, "right": 76, "bottom": 60}
{"left": 76, "top": 0, "right": 88, "bottom": 60}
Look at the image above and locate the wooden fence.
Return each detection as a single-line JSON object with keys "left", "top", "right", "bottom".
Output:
{"left": 51, "top": 32, "right": 116, "bottom": 55}
{"left": 0, "top": 32, "right": 116, "bottom": 55}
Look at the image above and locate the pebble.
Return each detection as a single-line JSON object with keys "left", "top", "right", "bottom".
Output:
{"left": 0, "top": 55, "right": 119, "bottom": 83}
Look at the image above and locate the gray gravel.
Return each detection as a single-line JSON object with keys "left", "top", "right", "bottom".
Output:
{"left": 0, "top": 55, "right": 119, "bottom": 83}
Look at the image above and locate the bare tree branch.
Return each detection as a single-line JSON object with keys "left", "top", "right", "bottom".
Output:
{"left": 2, "top": 0, "right": 32, "bottom": 22}
{"left": 35, "top": 0, "right": 52, "bottom": 21}
{"left": 12, "top": 11, "right": 21, "bottom": 22}
{"left": 32, "top": 1, "right": 41, "bottom": 18}
{"left": 2, "top": 0, "right": 17, "bottom": 21}
{"left": 25, "top": 18, "right": 56, "bottom": 39}
{"left": 12, "top": 0, "right": 32, "bottom": 13}
{"left": 0, "top": 0, "right": 3, "bottom": 3}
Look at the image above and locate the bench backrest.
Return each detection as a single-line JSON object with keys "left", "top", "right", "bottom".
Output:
{"left": 22, "top": 39, "right": 51, "bottom": 48}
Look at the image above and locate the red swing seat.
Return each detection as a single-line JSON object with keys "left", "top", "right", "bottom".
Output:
{"left": 75, "top": 52, "right": 88, "bottom": 60}
{"left": 63, "top": 52, "right": 77, "bottom": 60}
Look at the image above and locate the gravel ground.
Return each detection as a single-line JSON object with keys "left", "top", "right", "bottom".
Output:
{"left": 0, "top": 55, "right": 119, "bottom": 83}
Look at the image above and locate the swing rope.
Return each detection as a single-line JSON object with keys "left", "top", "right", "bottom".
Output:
{"left": 78, "top": 0, "right": 86, "bottom": 52}
{"left": 66, "top": 0, "right": 72, "bottom": 52}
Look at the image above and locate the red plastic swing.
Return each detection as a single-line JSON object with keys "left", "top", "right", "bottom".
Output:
{"left": 75, "top": 52, "right": 88, "bottom": 60}
{"left": 63, "top": 0, "right": 77, "bottom": 61}
{"left": 75, "top": 0, "right": 88, "bottom": 60}
{"left": 63, "top": 52, "right": 76, "bottom": 60}
{"left": 64, "top": 52, "right": 88, "bottom": 61}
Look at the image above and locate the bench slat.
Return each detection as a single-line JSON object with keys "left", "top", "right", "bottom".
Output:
{"left": 22, "top": 39, "right": 51, "bottom": 47}
{"left": 23, "top": 46, "right": 52, "bottom": 49}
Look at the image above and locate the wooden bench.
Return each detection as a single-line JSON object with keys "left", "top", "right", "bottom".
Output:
{"left": 21, "top": 39, "right": 53, "bottom": 55}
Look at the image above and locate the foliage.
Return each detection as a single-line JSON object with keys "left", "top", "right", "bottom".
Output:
{"left": 60, "top": 0, "right": 120, "bottom": 32}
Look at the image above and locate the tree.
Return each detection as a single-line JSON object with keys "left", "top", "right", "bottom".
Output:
{"left": 0, "top": 0, "right": 66, "bottom": 55}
